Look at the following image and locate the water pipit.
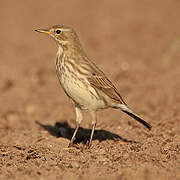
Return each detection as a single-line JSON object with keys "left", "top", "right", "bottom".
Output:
{"left": 35, "top": 25, "right": 151, "bottom": 147}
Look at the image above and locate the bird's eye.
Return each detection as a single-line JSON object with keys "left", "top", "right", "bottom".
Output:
{"left": 56, "top": 30, "right": 61, "bottom": 34}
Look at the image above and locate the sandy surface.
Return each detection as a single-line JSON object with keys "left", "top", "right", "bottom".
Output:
{"left": 0, "top": 0, "right": 180, "bottom": 179}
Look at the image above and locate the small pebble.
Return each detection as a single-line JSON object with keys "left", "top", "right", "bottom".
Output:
{"left": 71, "top": 161, "right": 80, "bottom": 168}
{"left": 25, "top": 104, "right": 37, "bottom": 115}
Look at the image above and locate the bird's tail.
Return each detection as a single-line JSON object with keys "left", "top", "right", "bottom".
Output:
{"left": 117, "top": 104, "right": 151, "bottom": 130}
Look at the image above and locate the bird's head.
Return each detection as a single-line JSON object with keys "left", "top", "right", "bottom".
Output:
{"left": 35, "top": 25, "right": 80, "bottom": 48}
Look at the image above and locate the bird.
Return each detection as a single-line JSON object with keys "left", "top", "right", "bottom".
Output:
{"left": 35, "top": 24, "right": 151, "bottom": 148}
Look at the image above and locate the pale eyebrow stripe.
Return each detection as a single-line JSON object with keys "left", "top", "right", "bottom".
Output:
{"left": 62, "top": 29, "right": 71, "bottom": 32}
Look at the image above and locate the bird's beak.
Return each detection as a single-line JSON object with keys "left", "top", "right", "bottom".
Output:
{"left": 35, "top": 29, "right": 50, "bottom": 35}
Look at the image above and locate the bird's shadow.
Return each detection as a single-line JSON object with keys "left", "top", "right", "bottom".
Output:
{"left": 36, "top": 121, "right": 136, "bottom": 144}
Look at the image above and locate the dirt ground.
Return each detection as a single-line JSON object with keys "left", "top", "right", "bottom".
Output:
{"left": 0, "top": 0, "right": 180, "bottom": 179}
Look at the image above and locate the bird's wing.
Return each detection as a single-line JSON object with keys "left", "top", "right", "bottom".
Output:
{"left": 81, "top": 59, "right": 126, "bottom": 104}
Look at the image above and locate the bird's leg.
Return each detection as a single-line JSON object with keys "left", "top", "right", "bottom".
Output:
{"left": 68, "top": 106, "right": 83, "bottom": 147}
{"left": 88, "top": 111, "right": 97, "bottom": 148}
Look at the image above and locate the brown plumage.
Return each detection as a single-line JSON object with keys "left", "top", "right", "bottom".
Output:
{"left": 35, "top": 25, "right": 151, "bottom": 148}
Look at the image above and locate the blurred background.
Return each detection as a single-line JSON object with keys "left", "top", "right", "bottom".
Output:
{"left": 0, "top": 0, "right": 180, "bottom": 179}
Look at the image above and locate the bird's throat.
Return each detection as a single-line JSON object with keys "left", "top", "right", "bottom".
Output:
{"left": 57, "top": 45, "right": 64, "bottom": 57}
